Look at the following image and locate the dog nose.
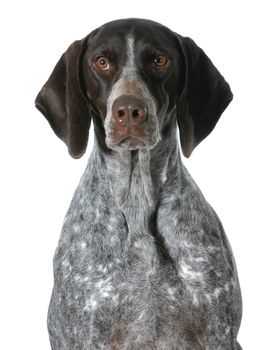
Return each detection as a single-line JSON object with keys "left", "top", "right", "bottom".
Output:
{"left": 112, "top": 96, "right": 147, "bottom": 126}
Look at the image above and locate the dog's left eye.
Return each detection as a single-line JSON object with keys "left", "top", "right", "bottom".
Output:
{"left": 94, "top": 56, "right": 110, "bottom": 71}
{"left": 153, "top": 55, "right": 169, "bottom": 69}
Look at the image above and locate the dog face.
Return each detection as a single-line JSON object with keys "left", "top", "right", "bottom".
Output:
{"left": 81, "top": 19, "right": 184, "bottom": 151}
{"left": 35, "top": 18, "right": 233, "bottom": 158}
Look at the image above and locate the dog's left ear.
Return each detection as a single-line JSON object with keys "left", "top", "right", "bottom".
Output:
{"left": 175, "top": 34, "right": 233, "bottom": 157}
{"left": 35, "top": 38, "right": 92, "bottom": 159}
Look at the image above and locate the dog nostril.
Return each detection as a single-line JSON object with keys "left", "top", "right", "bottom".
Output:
{"left": 117, "top": 109, "right": 125, "bottom": 117}
{"left": 132, "top": 110, "right": 140, "bottom": 118}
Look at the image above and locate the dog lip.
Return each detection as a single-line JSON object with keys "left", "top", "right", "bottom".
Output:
{"left": 108, "top": 134, "right": 157, "bottom": 150}
{"left": 118, "top": 136, "right": 146, "bottom": 150}
{"left": 121, "top": 136, "right": 146, "bottom": 145}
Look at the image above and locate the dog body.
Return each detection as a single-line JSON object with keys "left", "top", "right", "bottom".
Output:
{"left": 36, "top": 19, "right": 242, "bottom": 349}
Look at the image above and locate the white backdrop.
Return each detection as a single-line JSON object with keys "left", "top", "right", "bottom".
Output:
{"left": 1, "top": 0, "right": 262, "bottom": 349}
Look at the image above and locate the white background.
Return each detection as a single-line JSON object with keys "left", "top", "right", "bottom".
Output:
{"left": 1, "top": 0, "right": 262, "bottom": 349}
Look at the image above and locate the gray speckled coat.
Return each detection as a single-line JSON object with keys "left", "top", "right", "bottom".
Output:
{"left": 48, "top": 129, "right": 242, "bottom": 349}
{"left": 36, "top": 18, "right": 242, "bottom": 350}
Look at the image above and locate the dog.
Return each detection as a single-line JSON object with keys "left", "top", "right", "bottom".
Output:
{"left": 35, "top": 18, "right": 242, "bottom": 350}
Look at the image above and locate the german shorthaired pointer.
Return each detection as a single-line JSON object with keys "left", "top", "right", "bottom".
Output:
{"left": 35, "top": 18, "right": 242, "bottom": 350}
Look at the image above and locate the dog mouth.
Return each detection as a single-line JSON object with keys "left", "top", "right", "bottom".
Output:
{"left": 118, "top": 136, "right": 147, "bottom": 150}
{"left": 106, "top": 134, "right": 148, "bottom": 150}
{"left": 104, "top": 119, "right": 161, "bottom": 150}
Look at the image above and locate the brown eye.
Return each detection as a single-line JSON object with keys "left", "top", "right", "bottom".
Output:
{"left": 94, "top": 56, "right": 110, "bottom": 71}
{"left": 153, "top": 55, "right": 169, "bottom": 69}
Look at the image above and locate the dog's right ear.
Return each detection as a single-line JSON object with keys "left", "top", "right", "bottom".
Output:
{"left": 35, "top": 38, "right": 92, "bottom": 159}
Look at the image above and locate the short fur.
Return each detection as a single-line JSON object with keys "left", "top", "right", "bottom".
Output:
{"left": 35, "top": 18, "right": 242, "bottom": 350}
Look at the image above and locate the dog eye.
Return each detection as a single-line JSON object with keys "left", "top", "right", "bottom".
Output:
{"left": 94, "top": 56, "right": 110, "bottom": 71}
{"left": 153, "top": 55, "right": 169, "bottom": 69}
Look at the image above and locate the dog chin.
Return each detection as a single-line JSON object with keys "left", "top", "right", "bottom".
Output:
{"left": 106, "top": 136, "right": 157, "bottom": 151}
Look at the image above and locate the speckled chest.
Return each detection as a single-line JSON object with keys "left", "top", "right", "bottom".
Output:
{"left": 53, "top": 179, "right": 183, "bottom": 318}
{"left": 49, "top": 149, "right": 237, "bottom": 349}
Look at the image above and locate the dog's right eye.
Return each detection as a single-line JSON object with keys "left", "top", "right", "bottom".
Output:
{"left": 94, "top": 56, "right": 110, "bottom": 71}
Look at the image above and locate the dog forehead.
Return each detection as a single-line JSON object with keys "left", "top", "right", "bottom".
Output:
{"left": 88, "top": 18, "right": 175, "bottom": 50}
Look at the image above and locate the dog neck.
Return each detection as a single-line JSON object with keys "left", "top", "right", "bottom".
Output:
{"left": 92, "top": 117, "right": 182, "bottom": 233}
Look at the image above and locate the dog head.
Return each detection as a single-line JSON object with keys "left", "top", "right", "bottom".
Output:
{"left": 35, "top": 18, "right": 232, "bottom": 158}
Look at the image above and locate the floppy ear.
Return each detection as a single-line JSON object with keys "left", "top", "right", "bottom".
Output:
{"left": 35, "top": 38, "right": 92, "bottom": 158}
{"left": 176, "top": 35, "right": 233, "bottom": 157}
